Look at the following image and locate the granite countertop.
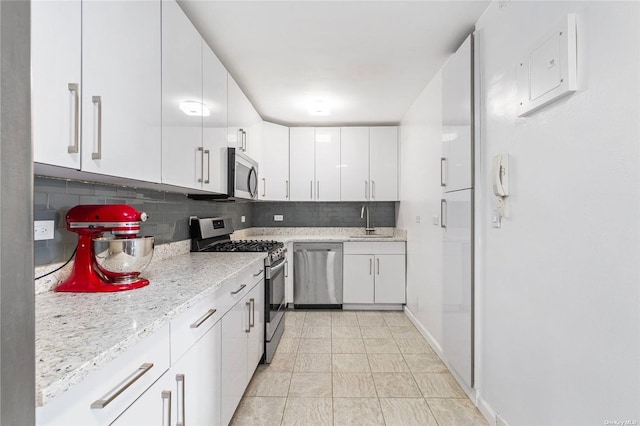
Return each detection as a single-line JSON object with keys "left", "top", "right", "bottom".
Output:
{"left": 233, "top": 227, "right": 407, "bottom": 243}
{"left": 35, "top": 251, "right": 266, "bottom": 407}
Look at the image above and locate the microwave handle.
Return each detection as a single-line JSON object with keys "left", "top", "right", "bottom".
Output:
{"left": 248, "top": 167, "right": 258, "bottom": 199}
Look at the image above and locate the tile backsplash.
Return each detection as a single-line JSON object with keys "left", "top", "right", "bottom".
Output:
{"left": 34, "top": 176, "right": 397, "bottom": 266}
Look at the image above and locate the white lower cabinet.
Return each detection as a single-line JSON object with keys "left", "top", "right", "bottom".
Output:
{"left": 343, "top": 242, "right": 406, "bottom": 305}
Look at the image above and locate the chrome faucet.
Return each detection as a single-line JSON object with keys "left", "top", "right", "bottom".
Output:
{"left": 360, "top": 205, "right": 376, "bottom": 235}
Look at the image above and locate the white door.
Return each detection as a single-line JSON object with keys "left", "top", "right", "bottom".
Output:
{"left": 340, "top": 127, "right": 370, "bottom": 201}
{"left": 289, "top": 127, "right": 315, "bottom": 201}
{"left": 31, "top": 0, "right": 82, "bottom": 169}
{"left": 343, "top": 255, "right": 374, "bottom": 304}
{"left": 203, "top": 43, "right": 229, "bottom": 194}
{"left": 314, "top": 127, "right": 341, "bottom": 201}
{"left": 442, "top": 189, "right": 472, "bottom": 388}
{"left": 374, "top": 255, "right": 406, "bottom": 304}
{"left": 81, "top": 1, "right": 161, "bottom": 182}
{"left": 260, "top": 122, "right": 290, "bottom": 200}
{"left": 369, "top": 126, "right": 398, "bottom": 201}
{"left": 161, "top": 0, "right": 203, "bottom": 190}
{"left": 220, "top": 297, "right": 249, "bottom": 425}
{"left": 246, "top": 282, "right": 265, "bottom": 380}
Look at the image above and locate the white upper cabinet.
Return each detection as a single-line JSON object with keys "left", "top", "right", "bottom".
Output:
{"left": 161, "top": 0, "right": 203, "bottom": 190}
{"left": 289, "top": 127, "right": 316, "bottom": 201}
{"left": 81, "top": 0, "right": 161, "bottom": 182}
{"left": 202, "top": 42, "right": 229, "bottom": 194}
{"left": 32, "top": 0, "right": 82, "bottom": 169}
{"left": 369, "top": 126, "right": 399, "bottom": 201}
{"left": 340, "top": 127, "right": 370, "bottom": 201}
{"left": 314, "top": 127, "right": 341, "bottom": 201}
{"left": 227, "top": 75, "right": 262, "bottom": 160}
{"left": 260, "top": 122, "right": 290, "bottom": 201}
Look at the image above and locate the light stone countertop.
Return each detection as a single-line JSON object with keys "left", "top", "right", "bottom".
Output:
{"left": 35, "top": 251, "right": 266, "bottom": 407}
{"left": 232, "top": 227, "right": 407, "bottom": 243}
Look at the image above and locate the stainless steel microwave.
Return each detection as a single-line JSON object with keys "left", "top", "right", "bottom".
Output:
{"left": 227, "top": 148, "right": 258, "bottom": 200}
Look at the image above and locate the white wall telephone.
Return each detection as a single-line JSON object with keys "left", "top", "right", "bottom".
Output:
{"left": 492, "top": 154, "right": 510, "bottom": 197}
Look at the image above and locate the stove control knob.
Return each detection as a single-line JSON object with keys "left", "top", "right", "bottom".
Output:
{"left": 140, "top": 212, "right": 148, "bottom": 222}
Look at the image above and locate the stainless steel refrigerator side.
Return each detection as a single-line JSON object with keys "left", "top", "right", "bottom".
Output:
{"left": 0, "top": 0, "right": 35, "bottom": 424}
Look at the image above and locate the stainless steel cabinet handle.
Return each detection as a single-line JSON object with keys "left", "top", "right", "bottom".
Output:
{"left": 204, "top": 149, "right": 211, "bottom": 184}
{"left": 161, "top": 390, "right": 172, "bottom": 426}
{"left": 285, "top": 180, "right": 289, "bottom": 199}
{"left": 372, "top": 180, "right": 376, "bottom": 199}
{"left": 310, "top": 181, "right": 313, "bottom": 199}
{"left": 245, "top": 301, "right": 251, "bottom": 333}
{"left": 262, "top": 178, "right": 266, "bottom": 197}
{"left": 377, "top": 258, "right": 380, "bottom": 275}
{"left": 176, "top": 374, "right": 185, "bottom": 426}
{"left": 90, "top": 363, "right": 154, "bottom": 408}
{"left": 253, "top": 269, "right": 264, "bottom": 277}
{"left": 190, "top": 308, "right": 217, "bottom": 329}
{"left": 249, "top": 298, "right": 255, "bottom": 328}
{"left": 369, "top": 258, "right": 372, "bottom": 275}
{"left": 285, "top": 260, "right": 289, "bottom": 278}
{"left": 68, "top": 83, "right": 80, "bottom": 154}
{"left": 365, "top": 181, "right": 369, "bottom": 200}
{"left": 197, "top": 147, "right": 204, "bottom": 183}
{"left": 440, "top": 157, "right": 447, "bottom": 187}
{"left": 231, "top": 284, "right": 246, "bottom": 295}
{"left": 440, "top": 199, "right": 447, "bottom": 229}
{"left": 243, "top": 130, "right": 247, "bottom": 151}
{"left": 91, "top": 96, "right": 102, "bottom": 160}
{"left": 317, "top": 181, "right": 320, "bottom": 199}
{"left": 238, "top": 128, "right": 244, "bottom": 151}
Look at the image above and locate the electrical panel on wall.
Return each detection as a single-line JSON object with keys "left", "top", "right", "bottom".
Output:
{"left": 517, "top": 14, "right": 577, "bottom": 116}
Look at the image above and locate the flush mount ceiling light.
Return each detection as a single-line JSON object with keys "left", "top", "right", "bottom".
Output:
{"left": 307, "top": 99, "right": 330, "bottom": 116}
{"left": 179, "top": 101, "right": 210, "bottom": 117}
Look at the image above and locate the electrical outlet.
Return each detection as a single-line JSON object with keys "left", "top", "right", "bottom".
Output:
{"left": 241, "top": 215, "right": 246, "bottom": 223}
{"left": 274, "top": 215, "right": 284, "bottom": 222}
{"left": 34, "top": 220, "right": 55, "bottom": 241}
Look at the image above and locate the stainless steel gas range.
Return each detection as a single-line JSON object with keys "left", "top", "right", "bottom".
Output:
{"left": 190, "top": 217, "right": 286, "bottom": 363}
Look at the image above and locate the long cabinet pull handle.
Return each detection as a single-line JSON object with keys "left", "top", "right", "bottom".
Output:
{"left": 250, "top": 298, "right": 255, "bottom": 328}
{"left": 243, "top": 130, "right": 247, "bottom": 151}
{"left": 91, "top": 96, "right": 102, "bottom": 160}
{"left": 197, "top": 147, "right": 204, "bottom": 183}
{"left": 245, "top": 301, "right": 251, "bottom": 332}
{"left": 372, "top": 180, "right": 376, "bottom": 199}
{"left": 286, "top": 180, "right": 289, "bottom": 199}
{"left": 440, "top": 199, "right": 447, "bottom": 229}
{"left": 253, "top": 269, "right": 264, "bottom": 277}
{"left": 67, "top": 83, "right": 80, "bottom": 154}
{"left": 161, "top": 390, "right": 172, "bottom": 426}
{"left": 90, "top": 363, "right": 154, "bottom": 408}
{"left": 190, "top": 308, "right": 217, "bottom": 329}
{"left": 231, "top": 284, "right": 246, "bottom": 295}
{"left": 310, "top": 181, "right": 313, "bottom": 199}
{"left": 377, "top": 258, "right": 380, "bottom": 275}
{"left": 262, "top": 178, "right": 266, "bottom": 197}
{"left": 204, "top": 149, "right": 211, "bottom": 184}
{"left": 440, "top": 157, "right": 447, "bottom": 187}
{"left": 369, "top": 258, "right": 372, "bottom": 275}
{"left": 317, "top": 181, "right": 320, "bottom": 199}
{"left": 365, "top": 181, "right": 368, "bottom": 200}
{"left": 285, "top": 260, "right": 288, "bottom": 278}
{"left": 238, "top": 129, "right": 243, "bottom": 151}
{"left": 176, "top": 374, "right": 185, "bottom": 426}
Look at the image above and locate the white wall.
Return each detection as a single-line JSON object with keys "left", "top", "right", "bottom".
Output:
{"left": 475, "top": 1, "right": 640, "bottom": 425}
{"left": 397, "top": 74, "right": 444, "bottom": 347}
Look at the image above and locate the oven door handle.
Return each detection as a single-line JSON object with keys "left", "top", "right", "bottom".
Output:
{"left": 269, "top": 259, "right": 287, "bottom": 275}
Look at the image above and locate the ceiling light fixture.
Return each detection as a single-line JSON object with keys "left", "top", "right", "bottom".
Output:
{"left": 179, "top": 101, "right": 210, "bottom": 117}
{"left": 307, "top": 99, "right": 330, "bottom": 116}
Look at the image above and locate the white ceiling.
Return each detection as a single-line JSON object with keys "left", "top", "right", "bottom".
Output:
{"left": 179, "top": 1, "right": 490, "bottom": 127}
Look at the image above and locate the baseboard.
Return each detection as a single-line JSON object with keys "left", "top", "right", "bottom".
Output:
{"left": 342, "top": 303, "right": 403, "bottom": 311}
{"left": 403, "top": 306, "right": 443, "bottom": 355}
{"left": 476, "top": 390, "right": 497, "bottom": 425}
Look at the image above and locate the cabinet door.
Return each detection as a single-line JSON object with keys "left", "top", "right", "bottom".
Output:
{"left": 369, "top": 127, "right": 398, "bottom": 201}
{"left": 32, "top": 0, "right": 82, "bottom": 169}
{"left": 247, "top": 281, "right": 265, "bottom": 379}
{"left": 374, "top": 255, "right": 406, "bottom": 304}
{"left": 111, "top": 374, "right": 172, "bottom": 426}
{"left": 220, "top": 297, "right": 249, "bottom": 425}
{"left": 260, "top": 122, "right": 290, "bottom": 200}
{"left": 314, "top": 127, "right": 341, "bottom": 201}
{"left": 81, "top": 1, "right": 161, "bottom": 182}
{"left": 203, "top": 43, "right": 229, "bottom": 194}
{"left": 161, "top": 0, "right": 203, "bottom": 190}
{"left": 343, "top": 255, "right": 374, "bottom": 304}
{"left": 289, "top": 127, "right": 315, "bottom": 201}
{"left": 227, "top": 75, "right": 261, "bottom": 157}
{"left": 340, "top": 127, "right": 370, "bottom": 201}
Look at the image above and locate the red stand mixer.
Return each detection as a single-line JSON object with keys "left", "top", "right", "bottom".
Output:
{"left": 55, "top": 204, "right": 154, "bottom": 293}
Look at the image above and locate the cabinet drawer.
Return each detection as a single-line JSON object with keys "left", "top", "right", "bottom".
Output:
{"left": 36, "top": 324, "right": 170, "bottom": 426}
{"left": 343, "top": 241, "right": 406, "bottom": 255}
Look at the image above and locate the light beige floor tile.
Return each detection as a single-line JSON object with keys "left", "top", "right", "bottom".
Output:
{"left": 396, "top": 338, "right": 433, "bottom": 354}
{"left": 332, "top": 353, "right": 371, "bottom": 372}
{"left": 230, "top": 397, "right": 287, "bottom": 426}
{"left": 244, "top": 371, "right": 291, "bottom": 397}
{"left": 427, "top": 398, "right": 489, "bottom": 426}
{"left": 379, "top": 398, "right": 439, "bottom": 426}
{"left": 258, "top": 352, "right": 296, "bottom": 373}
{"left": 298, "top": 338, "right": 331, "bottom": 354}
{"left": 306, "top": 311, "right": 332, "bottom": 319}
{"left": 372, "top": 372, "right": 422, "bottom": 397}
{"left": 294, "top": 353, "right": 332, "bottom": 372}
{"left": 333, "top": 398, "right": 384, "bottom": 426}
{"left": 285, "top": 311, "right": 307, "bottom": 326}
{"left": 403, "top": 353, "right": 448, "bottom": 373}
{"left": 282, "top": 397, "right": 333, "bottom": 426}
{"left": 357, "top": 314, "right": 386, "bottom": 327}
{"left": 276, "top": 338, "right": 300, "bottom": 354}
{"left": 367, "top": 353, "right": 410, "bottom": 372}
{"left": 304, "top": 315, "right": 332, "bottom": 327}
{"left": 332, "top": 313, "right": 359, "bottom": 327}
{"left": 413, "top": 372, "right": 467, "bottom": 398}
{"left": 332, "top": 326, "right": 362, "bottom": 339}
{"left": 301, "top": 325, "right": 332, "bottom": 338}
{"left": 288, "top": 372, "right": 332, "bottom": 397}
{"left": 282, "top": 325, "right": 302, "bottom": 339}
{"left": 360, "top": 326, "right": 392, "bottom": 338}
{"left": 332, "top": 372, "right": 377, "bottom": 397}
{"left": 364, "top": 338, "right": 400, "bottom": 354}
{"left": 389, "top": 326, "right": 423, "bottom": 339}
{"left": 332, "top": 338, "right": 366, "bottom": 354}
{"left": 382, "top": 313, "right": 413, "bottom": 327}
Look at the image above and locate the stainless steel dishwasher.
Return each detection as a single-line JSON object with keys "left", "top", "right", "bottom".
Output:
{"left": 293, "top": 242, "right": 343, "bottom": 308}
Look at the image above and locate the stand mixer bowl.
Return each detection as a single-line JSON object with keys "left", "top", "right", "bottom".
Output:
{"left": 93, "top": 236, "right": 155, "bottom": 283}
